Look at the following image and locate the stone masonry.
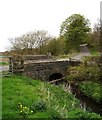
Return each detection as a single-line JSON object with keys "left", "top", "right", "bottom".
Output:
{"left": 12, "top": 55, "right": 80, "bottom": 81}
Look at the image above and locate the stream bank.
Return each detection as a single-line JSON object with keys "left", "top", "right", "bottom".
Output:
{"left": 66, "top": 82, "right": 102, "bottom": 116}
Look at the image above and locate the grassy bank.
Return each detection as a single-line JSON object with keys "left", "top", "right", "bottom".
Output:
{"left": 79, "top": 81, "right": 101, "bottom": 103}
{"left": 2, "top": 75, "right": 101, "bottom": 119}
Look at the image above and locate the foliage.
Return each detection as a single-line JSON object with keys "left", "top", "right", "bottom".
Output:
{"left": 60, "top": 14, "right": 91, "bottom": 52}
{"left": 30, "top": 100, "right": 47, "bottom": 112}
{"left": 79, "top": 81, "right": 101, "bottom": 103}
{"left": 46, "top": 37, "right": 66, "bottom": 56}
{"left": 88, "top": 20, "right": 101, "bottom": 48}
{"left": 67, "top": 56, "right": 100, "bottom": 82}
{"left": 8, "top": 30, "right": 66, "bottom": 56}
{"left": 87, "top": 19, "right": 101, "bottom": 55}
{"left": 67, "top": 56, "right": 101, "bottom": 104}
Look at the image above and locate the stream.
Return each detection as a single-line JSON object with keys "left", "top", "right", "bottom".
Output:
{"left": 65, "top": 82, "right": 102, "bottom": 116}
{"left": 51, "top": 79, "right": 102, "bottom": 116}
{"left": 52, "top": 79, "right": 102, "bottom": 116}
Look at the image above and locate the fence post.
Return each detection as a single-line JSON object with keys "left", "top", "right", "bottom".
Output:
{"left": 9, "top": 57, "right": 13, "bottom": 74}
{"left": 12, "top": 55, "right": 24, "bottom": 74}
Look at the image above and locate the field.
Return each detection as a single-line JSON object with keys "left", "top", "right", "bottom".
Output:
{"left": 0, "top": 57, "right": 9, "bottom": 66}
{"left": 2, "top": 75, "right": 101, "bottom": 119}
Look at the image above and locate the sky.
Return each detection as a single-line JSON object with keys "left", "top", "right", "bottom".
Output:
{"left": 0, "top": 0, "right": 101, "bottom": 52}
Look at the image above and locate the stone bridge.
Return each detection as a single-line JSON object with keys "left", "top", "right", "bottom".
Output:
{"left": 12, "top": 55, "right": 80, "bottom": 82}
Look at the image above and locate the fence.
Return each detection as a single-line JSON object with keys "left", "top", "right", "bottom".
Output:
{"left": 1, "top": 55, "right": 52, "bottom": 77}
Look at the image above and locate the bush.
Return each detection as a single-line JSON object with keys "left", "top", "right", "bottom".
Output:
{"left": 67, "top": 56, "right": 100, "bottom": 82}
{"left": 48, "top": 109, "right": 62, "bottom": 119}
{"left": 30, "top": 100, "right": 47, "bottom": 112}
{"left": 79, "top": 82, "right": 101, "bottom": 103}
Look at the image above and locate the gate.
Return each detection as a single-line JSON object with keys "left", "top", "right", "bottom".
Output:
{"left": 0, "top": 56, "right": 13, "bottom": 77}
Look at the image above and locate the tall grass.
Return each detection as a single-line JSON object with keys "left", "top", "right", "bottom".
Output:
{"left": 2, "top": 75, "right": 102, "bottom": 119}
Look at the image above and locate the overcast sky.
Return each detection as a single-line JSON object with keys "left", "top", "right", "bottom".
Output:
{"left": 0, "top": 0, "right": 101, "bottom": 52}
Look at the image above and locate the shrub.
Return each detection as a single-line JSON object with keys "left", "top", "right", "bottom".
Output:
{"left": 30, "top": 100, "right": 47, "bottom": 112}
{"left": 79, "top": 82, "right": 101, "bottom": 103}
{"left": 67, "top": 56, "right": 100, "bottom": 82}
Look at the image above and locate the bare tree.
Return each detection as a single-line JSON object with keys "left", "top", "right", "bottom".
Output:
{"left": 9, "top": 30, "right": 51, "bottom": 55}
{"left": 35, "top": 30, "right": 51, "bottom": 53}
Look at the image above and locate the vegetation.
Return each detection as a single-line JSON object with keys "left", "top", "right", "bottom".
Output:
{"left": 0, "top": 62, "right": 9, "bottom": 65}
{"left": 8, "top": 30, "right": 52, "bottom": 55}
{"left": 46, "top": 37, "right": 66, "bottom": 56}
{"left": 60, "top": 14, "right": 91, "bottom": 52}
{"left": 5, "top": 13, "right": 101, "bottom": 57}
{"left": 89, "top": 47, "right": 100, "bottom": 56}
{"left": 2, "top": 75, "right": 101, "bottom": 119}
{"left": 0, "top": 10, "right": 100, "bottom": 62}
{"left": 67, "top": 56, "right": 100, "bottom": 82}
{"left": 87, "top": 19, "right": 101, "bottom": 55}
{"left": 66, "top": 56, "right": 101, "bottom": 106}
{"left": 79, "top": 81, "right": 101, "bottom": 103}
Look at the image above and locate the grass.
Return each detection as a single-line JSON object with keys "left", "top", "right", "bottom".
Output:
{"left": 2, "top": 75, "right": 102, "bottom": 119}
{"left": 90, "top": 51, "right": 100, "bottom": 56}
{"left": 0, "top": 62, "right": 9, "bottom": 66}
{"left": 55, "top": 52, "right": 79, "bottom": 59}
{"left": 79, "top": 81, "right": 101, "bottom": 103}
{"left": 89, "top": 47, "right": 100, "bottom": 56}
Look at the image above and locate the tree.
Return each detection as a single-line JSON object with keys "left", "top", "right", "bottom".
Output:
{"left": 47, "top": 38, "right": 59, "bottom": 55}
{"left": 60, "top": 14, "right": 91, "bottom": 52}
{"left": 9, "top": 30, "right": 51, "bottom": 55}
{"left": 35, "top": 30, "right": 51, "bottom": 54}
{"left": 87, "top": 19, "right": 101, "bottom": 51}
{"left": 9, "top": 32, "right": 37, "bottom": 54}
{"left": 46, "top": 37, "right": 66, "bottom": 56}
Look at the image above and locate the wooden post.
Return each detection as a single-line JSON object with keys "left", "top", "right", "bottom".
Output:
{"left": 12, "top": 55, "right": 24, "bottom": 74}
{"left": 9, "top": 57, "right": 13, "bottom": 74}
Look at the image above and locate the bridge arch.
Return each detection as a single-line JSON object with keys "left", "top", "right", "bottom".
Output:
{"left": 49, "top": 73, "right": 63, "bottom": 84}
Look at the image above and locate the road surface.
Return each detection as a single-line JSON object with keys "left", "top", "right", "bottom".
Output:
{"left": 0, "top": 65, "right": 9, "bottom": 72}
{"left": 71, "top": 46, "right": 91, "bottom": 60}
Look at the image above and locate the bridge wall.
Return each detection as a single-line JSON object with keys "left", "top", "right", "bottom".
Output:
{"left": 23, "top": 60, "right": 80, "bottom": 81}
{"left": 12, "top": 55, "right": 80, "bottom": 81}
